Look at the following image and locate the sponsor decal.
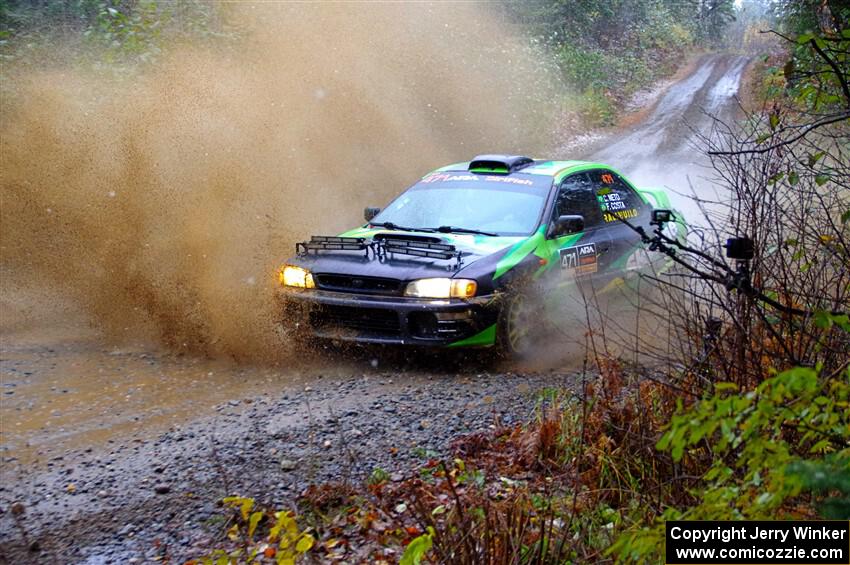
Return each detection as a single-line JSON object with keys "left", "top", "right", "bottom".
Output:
{"left": 559, "top": 242, "right": 598, "bottom": 275}
{"left": 599, "top": 191, "right": 628, "bottom": 211}
{"left": 603, "top": 208, "right": 638, "bottom": 222}
{"left": 484, "top": 175, "right": 534, "bottom": 185}
{"left": 421, "top": 173, "right": 478, "bottom": 183}
{"left": 420, "top": 173, "right": 533, "bottom": 186}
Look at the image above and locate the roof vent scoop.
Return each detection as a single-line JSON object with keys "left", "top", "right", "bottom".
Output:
{"left": 469, "top": 154, "right": 534, "bottom": 174}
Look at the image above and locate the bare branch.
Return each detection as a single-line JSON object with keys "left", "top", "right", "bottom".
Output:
{"left": 708, "top": 112, "right": 850, "bottom": 155}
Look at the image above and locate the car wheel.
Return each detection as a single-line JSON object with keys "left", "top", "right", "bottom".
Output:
{"left": 496, "top": 291, "right": 543, "bottom": 359}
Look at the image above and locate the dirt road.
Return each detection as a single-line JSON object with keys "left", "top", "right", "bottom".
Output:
{"left": 0, "top": 53, "right": 750, "bottom": 563}
{"left": 586, "top": 53, "right": 750, "bottom": 220}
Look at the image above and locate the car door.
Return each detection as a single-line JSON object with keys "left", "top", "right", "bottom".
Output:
{"left": 588, "top": 169, "right": 650, "bottom": 280}
{"left": 546, "top": 172, "right": 612, "bottom": 284}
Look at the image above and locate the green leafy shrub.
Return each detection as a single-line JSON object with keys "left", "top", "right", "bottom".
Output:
{"left": 1, "top": 0, "right": 232, "bottom": 68}
{"left": 369, "top": 467, "right": 391, "bottom": 485}
{"left": 194, "top": 496, "right": 315, "bottom": 565}
{"left": 86, "top": 0, "right": 164, "bottom": 62}
{"left": 399, "top": 526, "right": 434, "bottom": 565}
{"left": 614, "top": 363, "right": 850, "bottom": 562}
{"left": 509, "top": 0, "right": 710, "bottom": 124}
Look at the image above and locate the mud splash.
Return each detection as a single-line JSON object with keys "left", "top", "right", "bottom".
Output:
{"left": 0, "top": 4, "right": 560, "bottom": 362}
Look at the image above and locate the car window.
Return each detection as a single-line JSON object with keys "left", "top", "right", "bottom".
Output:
{"left": 590, "top": 170, "right": 643, "bottom": 223}
{"left": 371, "top": 173, "right": 552, "bottom": 236}
{"left": 552, "top": 173, "right": 603, "bottom": 229}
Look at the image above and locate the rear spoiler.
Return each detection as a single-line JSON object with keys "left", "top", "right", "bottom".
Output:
{"left": 637, "top": 187, "right": 672, "bottom": 209}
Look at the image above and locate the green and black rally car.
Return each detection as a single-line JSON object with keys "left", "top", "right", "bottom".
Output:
{"left": 277, "top": 155, "right": 685, "bottom": 357}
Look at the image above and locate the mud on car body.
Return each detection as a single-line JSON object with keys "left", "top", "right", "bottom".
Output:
{"left": 276, "top": 155, "right": 686, "bottom": 357}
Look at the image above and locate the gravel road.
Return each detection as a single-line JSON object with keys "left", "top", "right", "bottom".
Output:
{"left": 2, "top": 353, "right": 577, "bottom": 563}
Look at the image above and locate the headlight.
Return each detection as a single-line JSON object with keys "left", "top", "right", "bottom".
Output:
{"left": 404, "top": 278, "right": 477, "bottom": 298}
{"left": 279, "top": 265, "right": 315, "bottom": 288}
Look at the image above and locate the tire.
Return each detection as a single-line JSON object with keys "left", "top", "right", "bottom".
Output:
{"left": 495, "top": 291, "right": 544, "bottom": 360}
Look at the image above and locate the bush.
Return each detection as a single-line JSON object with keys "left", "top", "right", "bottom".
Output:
{"left": 614, "top": 363, "right": 850, "bottom": 562}
{"left": 192, "top": 496, "right": 315, "bottom": 565}
{"left": 509, "top": 0, "right": 702, "bottom": 124}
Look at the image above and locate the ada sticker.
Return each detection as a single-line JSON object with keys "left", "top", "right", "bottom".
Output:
{"left": 559, "top": 242, "right": 598, "bottom": 275}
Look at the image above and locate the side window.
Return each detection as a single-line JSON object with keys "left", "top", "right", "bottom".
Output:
{"left": 553, "top": 173, "right": 603, "bottom": 228}
{"left": 590, "top": 170, "right": 643, "bottom": 223}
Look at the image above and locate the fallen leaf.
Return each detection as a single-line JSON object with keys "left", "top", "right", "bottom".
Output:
{"left": 371, "top": 519, "right": 390, "bottom": 533}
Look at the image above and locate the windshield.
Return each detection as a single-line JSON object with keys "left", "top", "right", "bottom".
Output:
{"left": 371, "top": 172, "right": 551, "bottom": 236}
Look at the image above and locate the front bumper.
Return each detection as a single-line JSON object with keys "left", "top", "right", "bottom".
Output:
{"left": 277, "top": 289, "right": 502, "bottom": 346}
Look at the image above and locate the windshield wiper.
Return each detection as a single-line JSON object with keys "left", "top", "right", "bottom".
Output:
{"left": 369, "top": 222, "right": 436, "bottom": 233}
{"left": 429, "top": 225, "right": 499, "bottom": 237}
{"left": 371, "top": 222, "right": 497, "bottom": 236}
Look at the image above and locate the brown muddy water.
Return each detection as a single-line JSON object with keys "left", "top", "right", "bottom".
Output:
{"left": 1, "top": 3, "right": 562, "bottom": 464}
{"left": 0, "top": 289, "right": 333, "bottom": 464}
{"left": 0, "top": 2, "right": 560, "bottom": 361}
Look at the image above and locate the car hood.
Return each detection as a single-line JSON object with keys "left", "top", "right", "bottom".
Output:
{"left": 289, "top": 227, "right": 525, "bottom": 281}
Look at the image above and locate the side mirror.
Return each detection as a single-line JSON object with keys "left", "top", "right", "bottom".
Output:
{"left": 364, "top": 207, "right": 381, "bottom": 222}
{"left": 549, "top": 215, "right": 584, "bottom": 237}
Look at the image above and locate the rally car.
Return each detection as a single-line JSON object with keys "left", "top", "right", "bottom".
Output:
{"left": 276, "top": 155, "right": 685, "bottom": 357}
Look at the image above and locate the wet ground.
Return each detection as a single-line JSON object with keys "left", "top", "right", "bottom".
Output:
{"left": 0, "top": 52, "right": 750, "bottom": 563}
{"left": 3, "top": 352, "right": 576, "bottom": 563}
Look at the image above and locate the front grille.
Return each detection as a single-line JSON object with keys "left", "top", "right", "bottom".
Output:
{"left": 310, "top": 305, "right": 401, "bottom": 334}
{"left": 315, "top": 274, "right": 403, "bottom": 296}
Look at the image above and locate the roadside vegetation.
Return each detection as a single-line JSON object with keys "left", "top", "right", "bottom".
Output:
{"left": 0, "top": 0, "right": 238, "bottom": 108}
{"left": 506, "top": 0, "right": 736, "bottom": 124}
{"left": 0, "top": 0, "right": 231, "bottom": 64}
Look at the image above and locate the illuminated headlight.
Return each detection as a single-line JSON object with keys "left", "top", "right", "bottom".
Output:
{"left": 404, "top": 278, "right": 477, "bottom": 298}
{"left": 279, "top": 265, "right": 315, "bottom": 288}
